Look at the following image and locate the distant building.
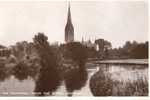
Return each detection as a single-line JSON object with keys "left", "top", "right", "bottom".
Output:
{"left": 95, "top": 39, "right": 111, "bottom": 52}
{"left": 0, "top": 47, "right": 11, "bottom": 57}
{"left": 95, "top": 39, "right": 105, "bottom": 52}
{"left": 81, "top": 37, "right": 97, "bottom": 49}
{"left": 95, "top": 38, "right": 112, "bottom": 59}
{"left": 65, "top": 2, "right": 74, "bottom": 43}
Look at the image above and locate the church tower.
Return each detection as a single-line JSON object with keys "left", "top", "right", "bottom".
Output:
{"left": 65, "top": 2, "right": 74, "bottom": 43}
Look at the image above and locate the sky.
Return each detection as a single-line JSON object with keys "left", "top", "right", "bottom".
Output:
{"left": 0, "top": 0, "right": 148, "bottom": 48}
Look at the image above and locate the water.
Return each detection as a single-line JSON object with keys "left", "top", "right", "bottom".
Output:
{"left": 0, "top": 68, "right": 98, "bottom": 96}
{"left": 0, "top": 64, "right": 148, "bottom": 96}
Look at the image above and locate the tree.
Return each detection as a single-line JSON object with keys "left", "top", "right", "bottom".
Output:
{"left": 33, "top": 33, "right": 61, "bottom": 96}
{"left": 110, "top": 41, "right": 148, "bottom": 59}
{"left": 129, "top": 42, "right": 148, "bottom": 59}
{"left": 95, "top": 39, "right": 112, "bottom": 59}
{"left": 0, "top": 44, "right": 5, "bottom": 49}
{"left": 11, "top": 41, "right": 28, "bottom": 62}
{"left": 13, "top": 61, "right": 29, "bottom": 81}
{"left": 123, "top": 41, "right": 132, "bottom": 50}
{"left": 63, "top": 42, "right": 88, "bottom": 96}
{"left": 95, "top": 39, "right": 105, "bottom": 52}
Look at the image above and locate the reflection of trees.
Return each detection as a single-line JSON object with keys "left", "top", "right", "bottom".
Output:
{"left": 9, "top": 40, "right": 41, "bottom": 81}
{"left": 1, "top": 33, "right": 61, "bottom": 96}
{"left": 0, "top": 63, "right": 6, "bottom": 81}
{"left": 64, "top": 65, "right": 87, "bottom": 96}
{"left": 62, "top": 42, "right": 88, "bottom": 96}
{"left": 0, "top": 62, "right": 10, "bottom": 82}
{"left": 12, "top": 59, "right": 40, "bottom": 81}
{"left": 33, "top": 33, "right": 61, "bottom": 96}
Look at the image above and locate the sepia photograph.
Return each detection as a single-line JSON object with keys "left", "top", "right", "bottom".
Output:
{"left": 0, "top": 0, "right": 149, "bottom": 97}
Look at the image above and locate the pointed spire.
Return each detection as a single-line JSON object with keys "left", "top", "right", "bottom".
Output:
{"left": 68, "top": 1, "right": 70, "bottom": 10}
{"left": 65, "top": 1, "right": 74, "bottom": 43}
{"left": 67, "top": 1, "right": 72, "bottom": 23}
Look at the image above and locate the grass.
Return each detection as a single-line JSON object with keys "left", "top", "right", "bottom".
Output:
{"left": 112, "top": 77, "right": 148, "bottom": 96}
{"left": 89, "top": 67, "right": 148, "bottom": 96}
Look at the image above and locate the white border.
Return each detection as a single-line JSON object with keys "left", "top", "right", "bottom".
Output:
{"left": 0, "top": 97, "right": 149, "bottom": 100}
{"left": 0, "top": 0, "right": 148, "bottom": 2}
{"left": 0, "top": 0, "right": 149, "bottom": 99}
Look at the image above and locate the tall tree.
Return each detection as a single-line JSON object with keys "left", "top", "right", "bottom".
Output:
{"left": 33, "top": 33, "right": 61, "bottom": 96}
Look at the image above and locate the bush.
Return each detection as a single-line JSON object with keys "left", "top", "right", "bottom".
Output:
{"left": 89, "top": 68, "right": 113, "bottom": 96}
{"left": 13, "top": 61, "right": 29, "bottom": 81}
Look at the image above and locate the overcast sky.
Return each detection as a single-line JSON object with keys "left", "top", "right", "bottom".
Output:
{"left": 0, "top": 0, "right": 148, "bottom": 48}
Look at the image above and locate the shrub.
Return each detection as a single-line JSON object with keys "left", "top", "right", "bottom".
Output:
{"left": 13, "top": 61, "right": 29, "bottom": 81}
{"left": 89, "top": 68, "right": 113, "bottom": 96}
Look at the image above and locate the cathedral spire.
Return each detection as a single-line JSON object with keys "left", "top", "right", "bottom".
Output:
{"left": 65, "top": 1, "right": 74, "bottom": 43}
{"left": 67, "top": 2, "right": 73, "bottom": 25}
{"left": 68, "top": 2, "right": 71, "bottom": 23}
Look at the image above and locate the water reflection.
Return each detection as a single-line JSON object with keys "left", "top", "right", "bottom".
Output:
{"left": 0, "top": 62, "right": 11, "bottom": 82}
{"left": 0, "top": 64, "right": 148, "bottom": 96}
{"left": 0, "top": 76, "right": 35, "bottom": 96}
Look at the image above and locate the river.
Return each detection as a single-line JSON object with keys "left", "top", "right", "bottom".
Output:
{"left": 0, "top": 63, "right": 148, "bottom": 96}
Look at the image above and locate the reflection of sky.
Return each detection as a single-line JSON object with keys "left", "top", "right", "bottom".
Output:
{"left": 0, "top": 0, "right": 148, "bottom": 48}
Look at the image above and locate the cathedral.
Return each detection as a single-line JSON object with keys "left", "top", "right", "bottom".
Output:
{"left": 65, "top": 3, "right": 74, "bottom": 43}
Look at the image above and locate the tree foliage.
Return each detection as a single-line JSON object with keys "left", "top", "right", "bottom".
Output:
{"left": 65, "top": 42, "right": 88, "bottom": 65}
{"left": 89, "top": 69, "right": 113, "bottom": 96}
{"left": 13, "top": 61, "right": 29, "bottom": 81}
{"left": 33, "top": 33, "right": 61, "bottom": 96}
{"left": 129, "top": 42, "right": 148, "bottom": 59}
{"left": 108, "top": 41, "right": 148, "bottom": 59}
